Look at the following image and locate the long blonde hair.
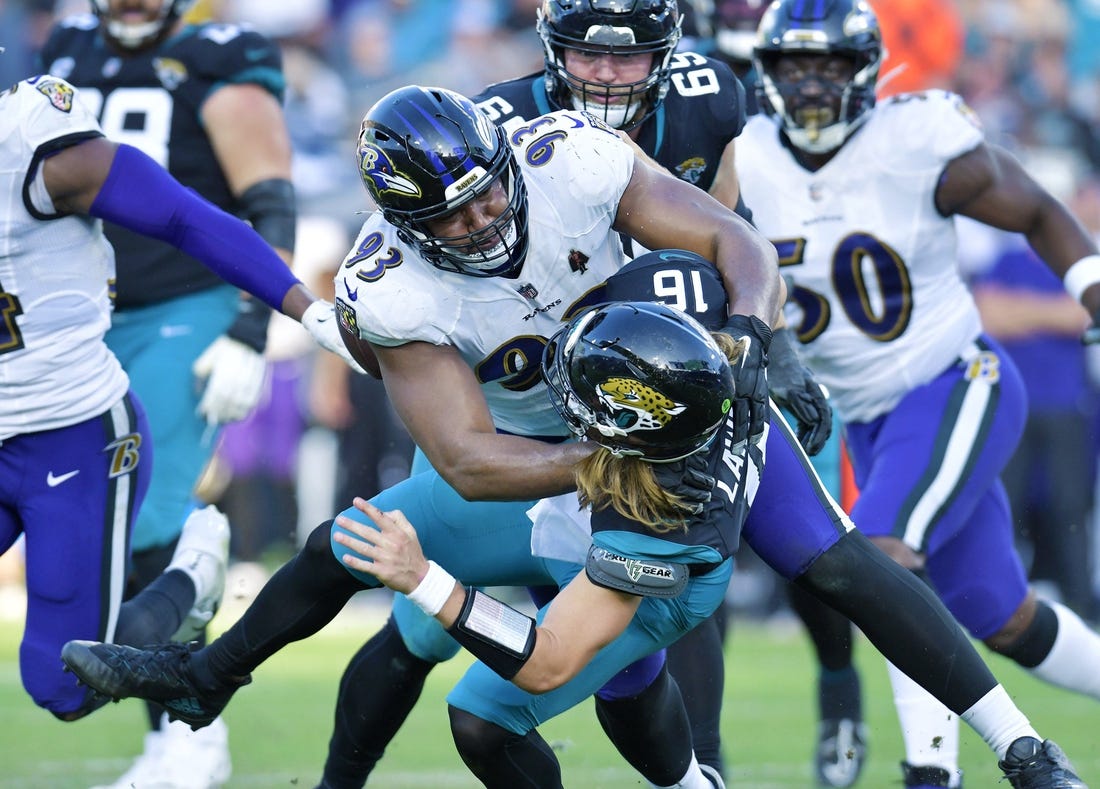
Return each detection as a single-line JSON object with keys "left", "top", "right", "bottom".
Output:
{"left": 573, "top": 331, "right": 745, "bottom": 533}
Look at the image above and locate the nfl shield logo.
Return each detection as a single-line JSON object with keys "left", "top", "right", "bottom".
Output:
{"left": 517, "top": 283, "right": 539, "bottom": 300}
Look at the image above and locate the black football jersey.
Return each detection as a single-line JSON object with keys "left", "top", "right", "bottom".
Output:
{"left": 589, "top": 409, "right": 759, "bottom": 565}
{"left": 473, "top": 51, "right": 747, "bottom": 198}
{"left": 39, "top": 17, "right": 285, "bottom": 308}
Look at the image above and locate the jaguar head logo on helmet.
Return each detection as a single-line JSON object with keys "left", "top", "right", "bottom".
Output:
{"left": 355, "top": 85, "right": 530, "bottom": 278}
{"left": 543, "top": 301, "right": 734, "bottom": 462}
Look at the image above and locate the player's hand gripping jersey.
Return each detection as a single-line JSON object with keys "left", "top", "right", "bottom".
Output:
{"left": 336, "top": 110, "right": 635, "bottom": 438}
{"left": 39, "top": 15, "right": 284, "bottom": 308}
{"left": 735, "top": 91, "right": 985, "bottom": 423}
{"left": 0, "top": 77, "right": 128, "bottom": 439}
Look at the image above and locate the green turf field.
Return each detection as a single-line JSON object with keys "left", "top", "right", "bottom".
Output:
{"left": 1, "top": 594, "right": 1097, "bottom": 788}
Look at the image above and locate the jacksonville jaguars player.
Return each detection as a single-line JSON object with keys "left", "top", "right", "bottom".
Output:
{"left": 734, "top": 1, "right": 1100, "bottom": 787}
{"left": 62, "top": 87, "right": 1087, "bottom": 789}
{"left": 39, "top": 1, "right": 295, "bottom": 784}
{"left": 476, "top": 0, "right": 752, "bottom": 226}
{"left": 0, "top": 73, "right": 350, "bottom": 733}
{"left": 317, "top": 4, "right": 828, "bottom": 782}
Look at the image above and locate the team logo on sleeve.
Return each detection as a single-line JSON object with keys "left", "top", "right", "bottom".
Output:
{"left": 34, "top": 77, "right": 74, "bottom": 113}
{"left": 357, "top": 144, "right": 421, "bottom": 202}
{"left": 568, "top": 249, "right": 589, "bottom": 274}
{"left": 596, "top": 377, "right": 686, "bottom": 436}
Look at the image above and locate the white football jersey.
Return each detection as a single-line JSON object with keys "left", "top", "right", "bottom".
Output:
{"left": 0, "top": 76, "right": 128, "bottom": 440}
{"left": 736, "top": 91, "right": 985, "bottom": 423}
{"left": 337, "top": 111, "right": 634, "bottom": 438}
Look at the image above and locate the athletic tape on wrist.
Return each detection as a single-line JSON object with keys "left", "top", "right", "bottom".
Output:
{"left": 1064, "top": 254, "right": 1100, "bottom": 302}
{"left": 406, "top": 560, "right": 455, "bottom": 616}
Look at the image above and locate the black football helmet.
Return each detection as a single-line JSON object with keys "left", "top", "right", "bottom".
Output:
{"left": 92, "top": 0, "right": 196, "bottom": 50}
{"left": 543, "top": 301, "right": 734, "bottom": 462}
{"left": 754, "top": 0, "right": 882, "bottom": 153}
{"left": 711, "top": 0, "right": 769, "bottom": 66}
{"left": 538, "top": 0, "right": 682, "bottom": 131}
{"left": 356, "top": 85, "right": 529, "bottom": 278}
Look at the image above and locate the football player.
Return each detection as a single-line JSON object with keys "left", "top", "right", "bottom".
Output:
{"left": 0, "top": 73, "right": 350, "bottom": 735}
{"left": 734, "top": 1, "right": 1100, "bottom": 787}
{"left": 38, "top": 1, "right": 296, "bottom": 783}
{"left": 317, "top": 3, "right": 829, "bottom": 783}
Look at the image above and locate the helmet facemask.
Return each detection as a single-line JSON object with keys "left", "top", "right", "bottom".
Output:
{"left": 753, "top": 0, "right": 882, "bottom": 154}
{"left": 537, "top": 1, "right": 682, "bottom": 132}
{"left": 404, "top": 162, "right": 530, "bottom": 278}
{"left": 356, "top": 86, "right": 530, "bottom": 278}
{"left": 758, "top": 52, "right": 876, "bottom": 153}
{"left": 92, "top": 0, "right": 195, "bottom": 50}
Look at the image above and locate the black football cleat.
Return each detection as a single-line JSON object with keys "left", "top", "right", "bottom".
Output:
{"left": 61, "top": 640, "right": 248, "bottom": 729}
{"left": 998, "top": 737, "right": 1087, "bottom": 789}
{"left": 901, "top": 761, "right": 957, "bottom": 788}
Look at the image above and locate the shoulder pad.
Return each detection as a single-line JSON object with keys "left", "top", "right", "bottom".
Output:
{"left": 585, "top": 545, "right": 689, "bottom": 598}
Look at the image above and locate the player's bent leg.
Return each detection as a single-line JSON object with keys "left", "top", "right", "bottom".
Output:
{"left": 449, "top": 706, "right": 563, "bottom": 789}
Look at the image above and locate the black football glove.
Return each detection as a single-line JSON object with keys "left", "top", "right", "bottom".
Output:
{"left": 652, "top": 450, "right": 716, "bottom": 516}
{"left": 767, "top": 327, "right": 833, "bottom": 456}
{"left": 720, "top": 314, "right": 773, "bottom": 446}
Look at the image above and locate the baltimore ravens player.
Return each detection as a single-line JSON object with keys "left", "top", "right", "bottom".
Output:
{"left": 39, "top": 1, "right": 295, "bottom": 783}
{"left": 0, "top": 73, "right": 350, "bottom": 735}
{"left": 317, "top": 4, "right": 828, "bottom": 782}
{"left": 734, "top": 1, "right": 1100, "bottom": 787}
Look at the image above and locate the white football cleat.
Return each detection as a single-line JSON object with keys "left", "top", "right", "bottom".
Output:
{"left": 92, "top": 713, "right": 232, "bottom": 788}
{"left": 168, "top": 505, "right": 230, "bottom": 643}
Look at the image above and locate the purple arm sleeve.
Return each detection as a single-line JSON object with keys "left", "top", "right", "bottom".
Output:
{"left": 88, "top": 143, "right": 300, "bottom": 311}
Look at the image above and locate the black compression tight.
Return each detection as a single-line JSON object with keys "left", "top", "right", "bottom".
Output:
{"left": 449, "top": 707, "right": 563, "bottom": 789}
{"left": 797, "top": 530, "right": 998, "bottom": 714}
{"left": 664, "top": 613, "right": 726, "bottom": 774}
{"left": 200, "top": 521, "right": 366, "bottom": 682}
{"left": 318, "top": 616, "right": 436, "bottom": 788}
{"left": 595, "top": 664, "right": 695, "bottom": 785}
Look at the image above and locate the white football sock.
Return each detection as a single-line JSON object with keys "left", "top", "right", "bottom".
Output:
{"left": 960, "top": 684, "right": 1039, "bottom": 760}
{"left": 887, "top": 661, "right": 963, "bottom": 786}
{"left": 1029, "top": 601, "right": 1100, "bottom": 698}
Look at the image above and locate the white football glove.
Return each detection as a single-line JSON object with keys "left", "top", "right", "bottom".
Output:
{"left": 301, "top": 300, "right": 367, "bottom": 374}
{"left": 192, "top": 336, "right": 268, "bottom": 425}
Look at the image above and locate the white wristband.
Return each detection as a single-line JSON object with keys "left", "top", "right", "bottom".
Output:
{"left": 1063, "top": 254, "right": 1100, "bottom": 302}
{"left": 406, "top": 560, "right": 457, "bottom": 617}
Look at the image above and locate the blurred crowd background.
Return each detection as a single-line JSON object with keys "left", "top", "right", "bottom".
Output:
{"left": 1, "top": 0, "right": 1099, "bottom": 622}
